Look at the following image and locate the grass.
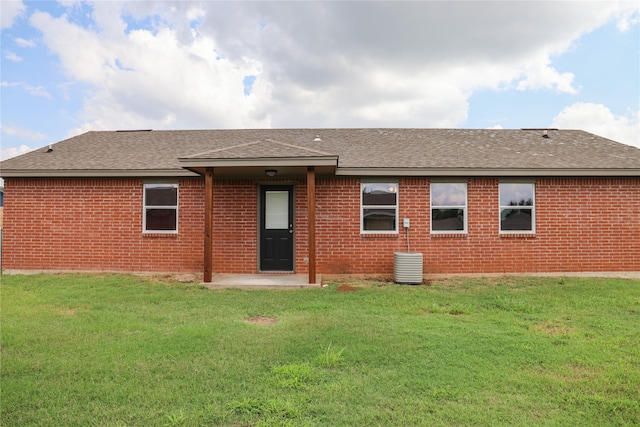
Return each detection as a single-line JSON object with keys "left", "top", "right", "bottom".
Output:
{"left": 1, "top": 273, "right": 639, "bottom": 426}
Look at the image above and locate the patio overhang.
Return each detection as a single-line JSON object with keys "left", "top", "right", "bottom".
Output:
{"left": 178, "top": 138, "right": 339, "bottom": 179}
{"left": 197, "top": 161, "right": 325, "bottom": 285}
{"left": 178, "top": 156, "right": 338, "bottom": 178}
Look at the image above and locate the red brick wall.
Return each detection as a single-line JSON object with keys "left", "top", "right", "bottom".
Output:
{"left": 210, "top": 179, "right": 257, "bottom": 273}
{"left": 2, "top": 176, "right": 639, "bottom": 275}
{"left": 315, "top": 177, "right": 640, "bottom": 274}
{"left": 209, "top": 178, "right": 310, "bottom": 274}
{"left": 1, "top": 178, "right": 204, "bottom": 272}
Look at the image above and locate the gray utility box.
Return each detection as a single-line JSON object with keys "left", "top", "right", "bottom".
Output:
{"left": 394, "top": 252, "right": 423, "bottom": 284}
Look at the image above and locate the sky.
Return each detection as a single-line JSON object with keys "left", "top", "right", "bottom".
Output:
{"left": 1, "top": 0, "right": 639, "bottom": 164}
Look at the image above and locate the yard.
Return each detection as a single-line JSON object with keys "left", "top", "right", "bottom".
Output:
{"left": 1, "top": 274, "right": 639, "bottom": 426}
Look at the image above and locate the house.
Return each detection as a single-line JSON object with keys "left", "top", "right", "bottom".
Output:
{"left": 1, "top": 128, "right": 639, "bottom": 283}
{"left": 0, "top": 189, "right": 4, "bottom": 228}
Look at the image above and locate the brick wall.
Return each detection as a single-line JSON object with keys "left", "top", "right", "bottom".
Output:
{"left": 210, "top": 179, "right": 258, "bottom": 273}
{"left": 209, "top": 178, "right": 310, "bottom": 274}
{"left": 1, "top": 178, "right": 204, "bottom": 272}
{"left": 2, "top": 176, "right": 639, "bottom": 274}
{"left": 315, "top": 177, "right": 640, "bottom": 274}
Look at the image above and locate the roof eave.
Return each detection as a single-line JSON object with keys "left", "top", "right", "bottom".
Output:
{"left": 335, "top": 167, "right": 640, "bottom": 177}
{"left": 0, "top": 169, "right": 200, "bottom": 178}
{"left": 2, "top": 166, "right": 638, "bottom": 179}
{"left": 178, "top": 156, "right": 339, "bottom": 168}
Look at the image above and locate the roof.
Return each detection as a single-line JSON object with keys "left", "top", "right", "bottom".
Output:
{"left": 1, "top": 128, "right": 639, "bottom": 178}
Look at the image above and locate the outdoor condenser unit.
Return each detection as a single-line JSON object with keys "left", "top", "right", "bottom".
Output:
{"left": 394, "top": 252, "right": 423, "bottom": 284}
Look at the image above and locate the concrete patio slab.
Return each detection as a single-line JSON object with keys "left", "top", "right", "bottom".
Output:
{"left": 202, "top": 274, "right": 322, "bottom": 289}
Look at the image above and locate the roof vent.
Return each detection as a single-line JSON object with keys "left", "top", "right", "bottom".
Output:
{"left": 521, "top": 127, "right": 557, "bottom": 135}
{"left": 313, "top": 135, "right": 322, "bottom": 142}
{"left": 46, "top": 144, "right": 53, "bottom": 153}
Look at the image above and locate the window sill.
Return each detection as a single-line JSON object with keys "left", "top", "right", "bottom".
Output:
{"left": 499, "top": 233, "right": 536, "bottom": 239}
{"left": 361, "top": 233, "right": 399, "bottom": 238}
{"left": 430, "top": 233, "right": 468, "bottom": 238}
{"left": 143, "top": 232, "right": 178, "bottom": 238}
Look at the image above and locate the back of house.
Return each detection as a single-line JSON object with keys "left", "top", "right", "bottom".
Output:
{"left": 1, "top": 128, "right": 639, "bottom": 282}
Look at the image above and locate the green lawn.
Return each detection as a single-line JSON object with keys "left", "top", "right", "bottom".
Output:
{"left": 1, "top": 274, "right": 639, "bottom": 426}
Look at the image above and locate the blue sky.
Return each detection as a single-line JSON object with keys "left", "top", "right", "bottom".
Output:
{"left": 1, "top": 1, "right": 639, "bottom": 163}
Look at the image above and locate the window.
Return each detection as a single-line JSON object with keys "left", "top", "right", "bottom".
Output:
{"left": 361, "top": 182, "right": 398, "bottom": 232}
{"left": 144, "top": 183, "right": 178, "bottom": 233}
{"left": 499, "top": 183, "right": 534, "bottom": 233}
{"left": 431, "top": 183, "right": 467, "bottom": 233}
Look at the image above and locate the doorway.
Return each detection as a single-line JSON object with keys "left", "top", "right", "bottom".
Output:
{"left": 259, "top": 185, "right": 294, "bottom": 271}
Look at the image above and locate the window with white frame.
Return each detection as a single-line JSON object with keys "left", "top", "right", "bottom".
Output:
{"left": 499, "top": 183, "right": 535, "bottom": 232}
{"left": 431, "top": 182, "right": 467, "bottom": 233}
{"left": 361, "top": 182, "right": 398, "bottom": 232}
{"left": 143, "top": 183, "right": 178, "bottom": 233}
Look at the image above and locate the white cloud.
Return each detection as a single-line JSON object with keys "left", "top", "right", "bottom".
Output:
{"left": 24, "top": 1, "right": 640, "bottom": 132}
{"left": 26, "top": 85, "right": 51, "bottom": 98}
{"left": 516, "top": 54, "right": 578, "bottom": 94}
{"left": 30, "top": 7, "right": 270, "bottom": 132}
{"left": 1, "top": 123, "right": 47, "bottom": 143}
{"left": 0, "top": 144, "right": 34, "bottom": 161}
{"left": 0, "top": 122, "right": 43, "bottom": 175}
{"left": 551, "top": 102, "right": 640, "bottom": 148}
{"left": 1, "top": 81, "right": 51, "bottom": 98}
{"left": 15, "top": 37, "right": 36, "bottom": 47}
{"left": 615, "top": 3, "right": 640, "bottom": 31}
{"left": 0, "top": 1, "right": 25, "bottom": 30}
{"left": 4, "top": 50, "right": 22, "bottom": 62}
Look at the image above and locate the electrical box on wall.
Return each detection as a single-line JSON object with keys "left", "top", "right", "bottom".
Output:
{"left": 403, "top": 218, "right": 410, "bottom": 228}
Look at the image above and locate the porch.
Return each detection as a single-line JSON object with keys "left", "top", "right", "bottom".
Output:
{"left": 202, "top": 273, "right": 323, "bottom": 289}
{"left": 179, "top": 138, "right": 340, "bottom": 285}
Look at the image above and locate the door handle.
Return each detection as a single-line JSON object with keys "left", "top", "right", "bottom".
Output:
{"left": 289, "top": 224, "right": 293, "bottom": 234}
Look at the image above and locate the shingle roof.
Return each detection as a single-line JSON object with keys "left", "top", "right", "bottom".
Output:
{"left": 1, "top": 128, "right": 639, "bottom": 177}
{"left": 184, "top": 138, "right": 335, "bottom": 159}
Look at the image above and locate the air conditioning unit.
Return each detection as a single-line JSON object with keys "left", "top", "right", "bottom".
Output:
{"left": 394, "top": 252, "right": 423, "bottom": 284}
